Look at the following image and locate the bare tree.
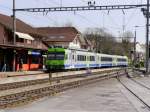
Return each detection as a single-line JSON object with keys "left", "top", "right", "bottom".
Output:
{"left": 121, "top": 31, "right": 134, "bottom": 57}
{"left": 84, "top": 28, "right": 133, "bottom": 57}
{"left": 84, "top": 28, "right": 117, "bottom": 54}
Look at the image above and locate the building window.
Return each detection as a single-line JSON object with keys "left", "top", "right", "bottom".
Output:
{"left": 18, "top": 54, "right": 27, "bottom": 64}
{"left": 26, "top": 40, "right": 32, "bottom": 44}
{"left": 31, "top": 56, "right": 39, "bottom": 64}
{"left": 16, "top": 36, "right": 24, "bottom": 43}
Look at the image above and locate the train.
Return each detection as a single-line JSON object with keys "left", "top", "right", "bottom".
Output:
{"left": 45, "top": 48, "right": 128, "bottom": 71}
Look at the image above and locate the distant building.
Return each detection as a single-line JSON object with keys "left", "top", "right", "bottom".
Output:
{"left": 36, "top": 27, "right": 89, "bottom": 50}
{"left": 135, "top": 43, "right": 145, "bottom": 61}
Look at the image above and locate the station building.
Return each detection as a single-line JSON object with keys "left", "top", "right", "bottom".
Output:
{"left": 0, "top": 13, "right": 48, "bottom": 71}
{"left": 0, "top": 13, "right": 92, "bottom": 72}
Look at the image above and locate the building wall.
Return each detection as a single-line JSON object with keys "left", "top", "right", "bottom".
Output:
{"left": 0, "top": 26, "right": 47, "bottom": 50}
{"left": 16, "top": 50, "right": 43, "bottom": 71}
{"left": 0, "top": 25, "right": 6, "bottom": 44}
{"left": 46, "top": 35, "right": 89, "bottom": 50}
{"left": 136, "top": 44, "right": 145, "bottom": 53}
{"left": 47, "top": 41, "right": 70, "bottom": 48}
{"left": 0, "top": 25, "right": 47, "bottom": 71}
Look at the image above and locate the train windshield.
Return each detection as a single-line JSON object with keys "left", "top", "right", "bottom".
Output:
{"left": 55, "top": 52, "right": 65, "bottom": 60}
{"left": 48, "top": 52, "right": 65, "bottom": 60}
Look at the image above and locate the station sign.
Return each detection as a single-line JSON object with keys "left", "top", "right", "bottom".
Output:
{"left": 28, "top": 51, "right": 41, "bottom": 56}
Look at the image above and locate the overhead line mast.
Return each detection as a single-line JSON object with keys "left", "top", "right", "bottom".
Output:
{"left": 146, "top": 0, "right": 149, "bottom": 73}
{"left": 15, "top": 4, "right": 147, "bottom": 12}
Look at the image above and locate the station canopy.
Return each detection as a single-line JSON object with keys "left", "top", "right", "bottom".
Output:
{"left": 15, "top": 32, "right": 34, "bottom": 40}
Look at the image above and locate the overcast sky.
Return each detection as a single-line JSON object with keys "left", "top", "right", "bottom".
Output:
{"left": 0, "top": 0, "right": 147, "bottom": 43}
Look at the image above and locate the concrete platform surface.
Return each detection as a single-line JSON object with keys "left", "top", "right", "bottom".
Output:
{"left": 0, "top": 71, "right": 44, "bottom": 77}
{"left": 0, "top": 73, "right": 48, "bottom": 84}
{"left": 2, "top": 78, "right": 138, "bottom": 112}
{"left": 0, "top": 68, "right": 120, "bottom": 84}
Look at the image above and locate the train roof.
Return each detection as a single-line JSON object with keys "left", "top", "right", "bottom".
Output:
{"left": 68, "top": 48, "right": 89, "bottom": 52}
{"left": 48, "top": 48, "right": 65, "bottom": 52}
{"left": 48, "top": 47, "right": 128, "bottom": 58}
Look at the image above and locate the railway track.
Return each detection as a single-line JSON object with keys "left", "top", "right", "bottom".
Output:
{"left": 0, "top": 68, "right": 126, "bottom": 109}
{"left": 118, "top": 76, "right": 150, "bottom": 111}
{"left": 0, "top": 68, "right": 123, "bottom": 91}
{"left": 130, "top": 78, "right": 150, "bottom": 90}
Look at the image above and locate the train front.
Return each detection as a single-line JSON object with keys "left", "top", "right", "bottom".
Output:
{"left": 45, "top": 48, "right": 65, "bottom": 71}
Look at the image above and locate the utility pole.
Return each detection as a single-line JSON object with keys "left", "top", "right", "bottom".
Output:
{"left": 122, "top": 10, "right": 125, "bottom": 34}
{"left": 134, "top": 29, "right": 137, "bottom": 67}
{"left": 146, "top": 0, "right": 149, "bottom": 74}
{"left": 13, "top": 0, "right": 16, "bottom": 71}
{"left": 13, "top": 0, "right": 16, "bottom": 45}
{"left": 60, "top": 0, "right": 62, "bottom": 7}
{"left": 96, "top": 35, "right": 98, "bottom": 53}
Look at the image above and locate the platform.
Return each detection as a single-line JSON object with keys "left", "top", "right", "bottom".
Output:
{"left": 0, "top": 68, "right": 121, "bottom": 85}
{"left": 1, "top": 78, "right": 139, "bottom": 112}
{"left": 0, "top": 71, "right": 44, "bottom": 78}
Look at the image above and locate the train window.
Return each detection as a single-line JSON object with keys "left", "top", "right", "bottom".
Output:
{"left": 47, "top": 52, "right": 65, "bottom": 60}
{"left": 56, "top": 54, "right": 64, "bottom": 60}
{"left": 77, "top": 55, "right": 86, "bottom": 61}
{"left": 47, "top": 54, "right": 55, "bottom": 60}
{"left": 117, "top": 58, "right": 126, "bottom": 62}
{"left": 84, "top": 56, "right": 86, "bottom": 61}
{"left": 101, "top": 57, "right": 112, "bottom": 62}
{"left": 55, "top": 52, "right": 65, "bottom": 60}
{"left": 72, "top": 55, "right": 74, "bottom": 60}
{"left": 90, "top": 56, "right": 95, "bottom": 61}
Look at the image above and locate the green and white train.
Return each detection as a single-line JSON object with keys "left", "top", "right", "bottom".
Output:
{"left": 45, "top": 48, "right": 128, "bottom": 71}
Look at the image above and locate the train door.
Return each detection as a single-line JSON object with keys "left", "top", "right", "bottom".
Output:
{"left": 71, "top": 50, "right": 75, "bottom": 69}
{"left": 64, "top": 50, "right": 71, "bottom": 69}
{"left": 96, "top": 53, "right": 99, "bottom": 68}
{"left": 113, "top": 56, "right": 117, "bottom": 67}
{"left": 72, "top": 50, "right": 75, "bottom": 68}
